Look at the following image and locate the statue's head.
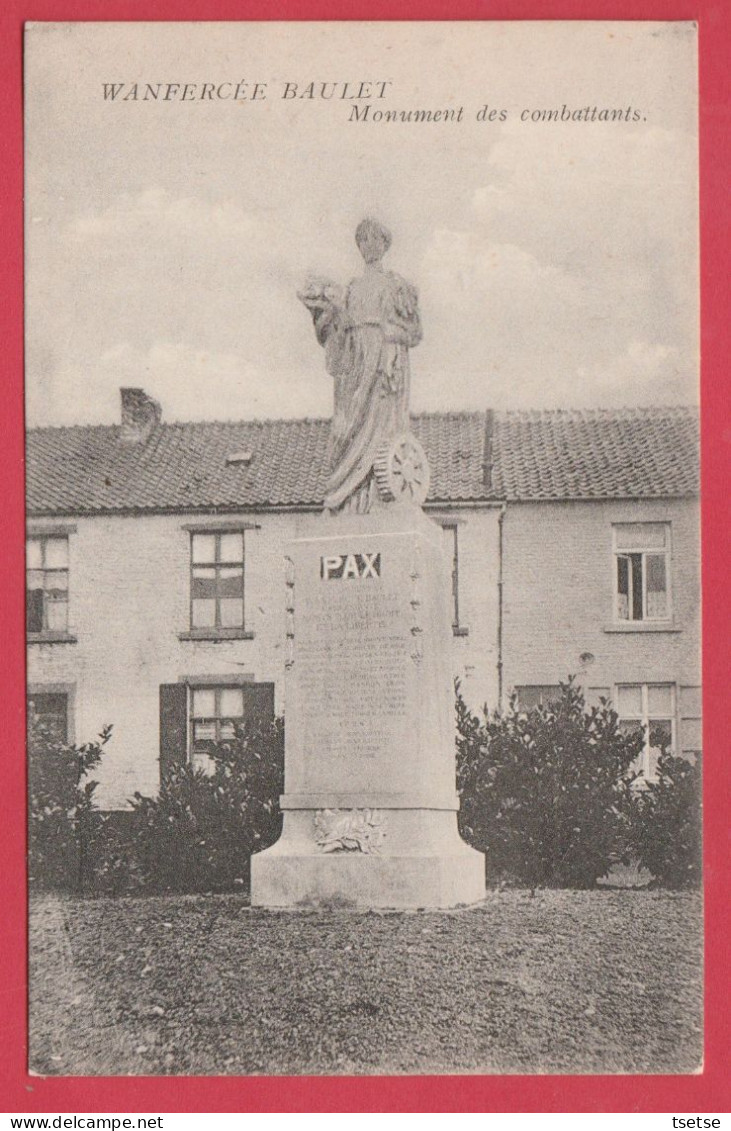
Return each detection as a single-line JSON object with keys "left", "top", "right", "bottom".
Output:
{"left": 355, "top": 217, "right": 392, "bottom": 264}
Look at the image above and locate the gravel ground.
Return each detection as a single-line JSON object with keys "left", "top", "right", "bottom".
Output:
{"left": 29, "top": 890, "right": 702, "bottom": 1076}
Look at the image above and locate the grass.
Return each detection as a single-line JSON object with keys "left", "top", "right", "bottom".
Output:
{"left": 29, "top": 889, "right": 702, "bottom": 1076}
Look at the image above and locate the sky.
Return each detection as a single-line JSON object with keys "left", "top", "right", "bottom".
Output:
{"left": 25, "top": 21, "right": 699, "bottom": 427}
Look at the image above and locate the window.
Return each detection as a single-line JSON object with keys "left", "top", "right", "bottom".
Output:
{"left": 190, "top": 531, "right": 245, "bottom": 631}
{"left": 27, "top": 692, "right": 69, "bottom": 744}
{"left": 26, "top": 536, "right": 69, "bottom": 634}
{"left": 160, "top": 680, "right": 274, "bottom": 780}
{"left": 616, "top": 683, "right": 675, "bottom": 783}
{"left": 189, "top": 685, "right": 246, "bottom": 770}
{"left": 516, "top": 685, "right": 562, "bottom": 712}
{"left": 613, "top": 523, "right": 671, "bottom": 623}
{"left": 441, "top": 522, "right": 468, "bottom": 635}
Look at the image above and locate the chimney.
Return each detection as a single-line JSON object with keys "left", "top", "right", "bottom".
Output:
{"left": 120, "top": 388, "right": 162, "bottom": 443}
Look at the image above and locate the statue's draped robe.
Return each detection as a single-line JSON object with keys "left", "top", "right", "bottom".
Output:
{"left": 312, "top": 267, "right": 422, "bottom": 512}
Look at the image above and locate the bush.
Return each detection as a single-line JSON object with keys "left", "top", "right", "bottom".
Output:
{"left": 28, "top": 717, "right": 111, "bottom": 891}
{"left": 456, "top": 678, "right": 644, "bottom": 889}
{"left": 630, "top": 749, "right": 702, "bottom": 889}
{"left": 99, "top": 713, "right": 285, "bottom": 894}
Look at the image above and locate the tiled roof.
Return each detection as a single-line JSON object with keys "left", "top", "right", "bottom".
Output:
{"left": 490, "top": 407, "right": 699, "bottom": 501}
{"left": 26, "top": 406, "right": 699, "bottom": 516}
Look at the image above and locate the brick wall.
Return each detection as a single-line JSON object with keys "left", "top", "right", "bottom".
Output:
{"left": 27, "top": 506, "right": 502, "bottom": 807}
{"left": 27, "top": 496, "right": 701, "bottom": 806}
{"left": 431, "top": 508, "right": 502, "bottom": 709}
{"left": 501, "top": 498, "right": 701, "bottom": 754}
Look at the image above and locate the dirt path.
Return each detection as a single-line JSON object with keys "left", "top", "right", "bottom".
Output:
{"left": 29, "top": 896, "right": 141, "bottom": 1076}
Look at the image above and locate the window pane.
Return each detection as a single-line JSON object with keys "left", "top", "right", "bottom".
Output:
{"left": 219, "top": 532, "right": 243, "bottom": 562}
{"left": 44, "top": 538, "right": 68, "bottom": 568}
{"left": 219, "top": 720, "right": 237, "bottom": 741}
{"left": 192, "top": 688, "right": 216, "bottom": 717}
{"left": 616, "top": 555, "right": 629, "bottom": 620}
{"left": 45, "top": 570, "right": 68, "bottom": 595}
{"left": 618, "top": 718, "right": 644, "bottom": 740}
{"left": 31, "top": 692, "right": 68, "bottom": 717}
{"left": 193, "top": 720, "right": 216, "bottom": 744}
{"left": 191, "top": 751, "right": 215, "bottom": 775}
{"left": 28, "top": 694, "right": 68, "bottom": 742}
{"left": 517, "top": 687, "right": 540, "bottom": 711}
{"left": 647, "top": 720, "right": 672, "bottom": 779}
{"left": 649, "top": 719, "right": 672, "bottom": 746}
{"left": 617, "top": 685, "right": 643, "bottom": 716}
{"left": 218, "top": 567, "right": 243, "bottom": 597}
{"left": 192, "top": 567, "right": 217, "bottom": 598}
{"left": 517, "top": 686, "right": 561, "bottom": 711}
{"left": 192, "top": 533, "right": 216, "bottom": 563}
{"left": 192, "top": 598, "right": 216, "bottom": 627}
{"left": 629, "top": 554, "right": 643, "bottom": 620}
{"left": 220, "top": 688, "right": 243, "bottom": 717}
{"left": 648, "top": 685, "right": 673, "bottom": 715}
{"left": 646, "top": 554, "right": 668, "bottom": 617}
{"left": 26, "top": 539, "right": 42, "bottom": 569}
{"left": 46, "top": 598, "right": 68, "bottom": 631}
{"left": 26, "top": 589, "right": 44, "bottom": 633}
{"left": 646, "top": 554, "right": 667, "bottom": 592}
{"left": 27, "top": 570, "right": 44, "bottom": 590}
{"left": 615, "top": 524, "right": 667, "bottom": 550}
{"left": 219, "top": 598, "right": 244, "bottom": 627}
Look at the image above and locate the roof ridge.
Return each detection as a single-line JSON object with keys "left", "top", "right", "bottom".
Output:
{"left": 25, "top": 421, "right": 119, "bottom": 435}
{"left": 163, "top": 415, "right": 331, "bottom": 428}
{"left": 26, "top": 408, "right": 492, "bottom": 434}
{"left": 496, "top": 404, "right": 699, "bottom": 419}
{"left": 26, "top": 404, "right": 698, "bottom": 434}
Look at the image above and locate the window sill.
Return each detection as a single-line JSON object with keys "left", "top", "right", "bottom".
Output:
{"left": 452, "top": 625, "right": 470, "bottom": 637}
{"left": 178, "top": 629, "right": 255, "bottom": 642}
{"left": 27, "top": 632, "right": 78, "bottom": 644}
{"left": 603, "top": 622, "right": 680, "bottom": 634}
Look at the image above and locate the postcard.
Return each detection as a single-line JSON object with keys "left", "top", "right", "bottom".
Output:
{"left": 24, "top": 20, "right": 701, "bottom": 1078}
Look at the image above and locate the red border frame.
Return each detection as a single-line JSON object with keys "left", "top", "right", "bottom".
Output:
{"left": 2, "top": 0, "right": 729, "bottom": 1114}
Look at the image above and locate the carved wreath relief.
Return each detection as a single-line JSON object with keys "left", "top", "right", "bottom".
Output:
{"left": 314, "top": 808, "right": 386, "bottom": 854}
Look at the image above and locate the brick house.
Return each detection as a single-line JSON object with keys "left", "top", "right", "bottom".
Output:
{"left": 26, "top": 390, "right": 700, "bottom": 808}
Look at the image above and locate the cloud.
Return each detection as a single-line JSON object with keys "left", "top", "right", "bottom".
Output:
{"left": 410, "top": 123, "right": 698, "bottom": 411}
{"left": 27, "top": 118, "right": 697, "bottom": 423}
{"left": 69, "top": 187, "right": 261, "bottom": 243}
{"left": 577, "top": 340, "right": 693, "bottom": 405}
{"left": 415, "top": 226, "right": 588, "bottom": 409}
{"left": 422, "top": 230, "right": 581, "bottom": 307}
{"left": 27, "top": 340, "right": 332, "bottom": 427}
{"left": 25, "top": 22, "right": 698, "bottom": 424}
{"left": 473, "top": 122, "right": 698, "bottom": 313}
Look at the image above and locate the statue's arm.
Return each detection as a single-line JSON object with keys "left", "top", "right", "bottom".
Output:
{"left": 297, "top": 279, "right": 347, "bottom": 347}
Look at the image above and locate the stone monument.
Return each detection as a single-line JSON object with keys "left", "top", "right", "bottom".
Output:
{"left": 251, "top": 219, "right": 485, "bottom": 908}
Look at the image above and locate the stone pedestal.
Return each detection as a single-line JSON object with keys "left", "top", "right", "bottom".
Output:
{"left": 251, "top": 505, "right": 485, "bottom": 909}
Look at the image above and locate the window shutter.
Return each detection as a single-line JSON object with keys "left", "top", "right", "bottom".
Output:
{"left": 159, "top": 683, "right": 188, "bottom": 777}
{"left": 244, "top": 682, "right": 275, "bottom": 724}
{"left": 27, "top": 588, "right": 44, "bottom": 633}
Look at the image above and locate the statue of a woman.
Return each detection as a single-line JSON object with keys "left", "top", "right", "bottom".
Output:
{"left": 298, "top": 218, "right": 423, "bottom": 513}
